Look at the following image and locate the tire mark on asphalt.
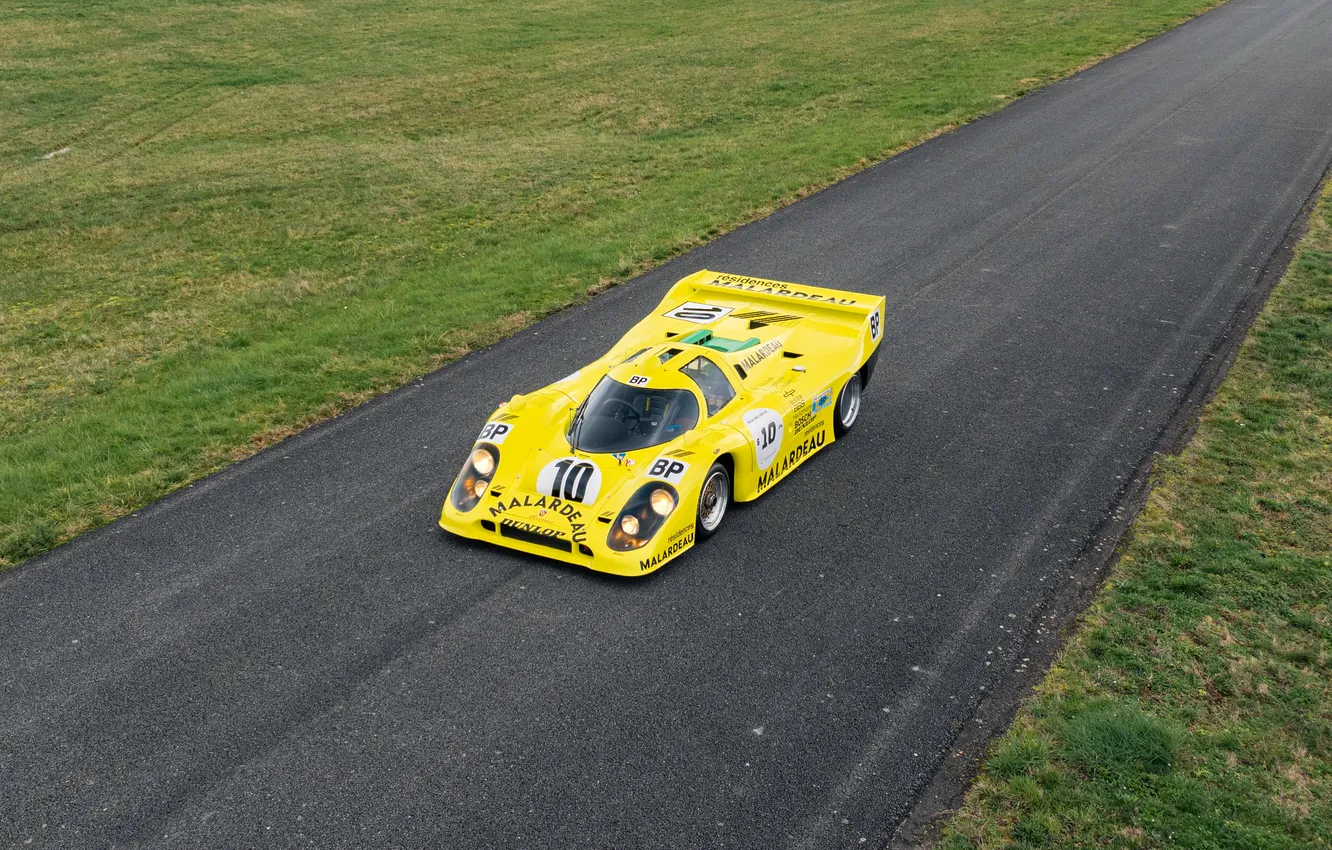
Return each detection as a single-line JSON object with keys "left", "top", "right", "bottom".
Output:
{"left": 112, "top": 560, "right": 527, "bottom": 846}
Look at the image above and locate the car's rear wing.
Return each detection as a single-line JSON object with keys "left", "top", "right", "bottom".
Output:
{"left": 665, "top": 270, "right": 881, "bottom": 321}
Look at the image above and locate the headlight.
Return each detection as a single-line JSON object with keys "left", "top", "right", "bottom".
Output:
{"left": 470, "top": 448, "right": 495, "bottom": 477}
{"left": 607, "top": 482, "right": 679, "bottom": 551}
{"left": 649, "top": 488, "right": 675, "bottom": 516}
{"left": 450, "top": 443, "right": 500, "bottom": 512}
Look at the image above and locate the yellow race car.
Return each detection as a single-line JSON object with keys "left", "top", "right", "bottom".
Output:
{"left": 440, "top": 270, "right": 885, "bottom": 576}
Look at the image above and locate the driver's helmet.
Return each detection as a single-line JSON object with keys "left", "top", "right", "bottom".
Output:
{"left": 703, "top": 389, "right": 728, "bottom": 415}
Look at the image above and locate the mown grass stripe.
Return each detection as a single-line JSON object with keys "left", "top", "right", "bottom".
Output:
{"left": 2, "top": 0, "right": 1217, "bottom": 565}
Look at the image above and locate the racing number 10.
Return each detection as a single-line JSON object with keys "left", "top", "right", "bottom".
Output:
{"left": 674, "top": 305, "right": 725, "bottom": 322}
{"left": 755, "top": 421, "right": 779, "bottom": 452}
{"left": 549, "top": 458, "right": 595, "bottom": 502}
{"left": 664, "top": 302, "right": 734, "bottom": 324}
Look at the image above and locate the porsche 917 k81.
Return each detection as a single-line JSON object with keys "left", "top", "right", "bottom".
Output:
{"left": 440, "top": 270, "right": 884, "bottom": 576}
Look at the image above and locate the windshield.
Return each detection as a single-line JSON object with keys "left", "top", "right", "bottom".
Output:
{"left": 569, "top": 377, "right": 699, "bottom": 453}
{"left": 679, "top": 355, "right": 735, "bottom": 416}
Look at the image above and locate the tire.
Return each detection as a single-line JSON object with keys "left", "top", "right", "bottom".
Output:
{"left": 833, "top": 373, "right": 862, "bottom": 438}
{"left": 860, "top": 348, "right": 880, "bottom": 388}
{"left": 696, "top": 461, "right": 731, "bottom": 539}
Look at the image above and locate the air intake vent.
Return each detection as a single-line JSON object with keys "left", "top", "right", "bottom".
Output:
{"left": 733, "top": 310, "right": 803, "bottom": 330}
{"left": 499, "top": 522, "right": 573, "bottom": 552}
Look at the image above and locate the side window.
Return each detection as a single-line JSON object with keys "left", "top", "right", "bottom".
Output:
{"left": 680, "top": 356, "right": 736, "bottom": 417}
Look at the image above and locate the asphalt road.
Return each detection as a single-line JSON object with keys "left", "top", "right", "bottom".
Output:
{"left": 5, "top": 1, "right": 1332, "bottom": 847}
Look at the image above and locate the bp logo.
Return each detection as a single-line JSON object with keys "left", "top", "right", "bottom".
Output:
{"left": 478, "top": 421, "right": 514, "bottom": 444}
{"left": 647, "top": 457, "right": 689, "bottom": 484}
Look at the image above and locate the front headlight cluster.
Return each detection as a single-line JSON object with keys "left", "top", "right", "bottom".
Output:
{"left": 450, "top": 444, "right": 500, "bottom": 512}
{"left": 607, "top": 482, "right": 678, "bottom": 551}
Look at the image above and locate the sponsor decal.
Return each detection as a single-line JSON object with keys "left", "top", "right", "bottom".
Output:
{"left": 743, "top": 408, "right": 784, "bottom": 470}
{"left": 489, "top": 493, "right": 588, "bottom": 543}
{"left": 500, "top": 518, "right": 565, "bottom": 539}
{"left": 869, "top": 306, "right": 881, "bottom": 341}
{"left": 756, "top": 429, "right": 827, "bottom": 492}
{"left": 536, "top": 457, "right": 603, "bottom": 504}
{"left": 737, "top": 339, "right": 783, "bottom": 371}
{"left": 783, "top": 388, "right": 804, "bottom": 410}
{"left": 811, "top": 387, "right": 833, "bottom": 414}
{"left": 627, "top": 374, "right": 650, "bottom": 387}
{"left": 792, "top": 402, "right": 823, "bottom": 435}
{"left": 667, "top": 523, "right": 695, "bottom": 543}
{"left": 664, "top": 302, "right": 735, "bottom": 324}
{"left": 646, "top": 457, "right": 689, "bottom": 484}
{"left": 711, "top": 274, "right": 857, "bottom": 306}
{"left": 639, "top": 530, "right": 695, "bottom": 571}
{"left": 478, "top": 421, "right": 513, "bottom": 444}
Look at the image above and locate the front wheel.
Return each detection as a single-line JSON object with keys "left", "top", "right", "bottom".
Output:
{"left": 833, "top": 373, "right": 863, "bottom": 437}
{"left": 696, "top": 462, "right": 731, "bottom": 539}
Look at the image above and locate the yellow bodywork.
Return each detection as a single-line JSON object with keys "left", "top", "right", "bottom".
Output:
{"left": 439, "top": 270, "right": 885, "bottom": 576}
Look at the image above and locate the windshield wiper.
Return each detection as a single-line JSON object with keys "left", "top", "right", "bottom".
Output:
{"left": 569, "top": 399, "right": 588, "bottom": 453}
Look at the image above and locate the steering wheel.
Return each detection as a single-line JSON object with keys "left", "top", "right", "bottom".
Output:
{"left": 599, "top": 398, "right": 641, "bottom": 431}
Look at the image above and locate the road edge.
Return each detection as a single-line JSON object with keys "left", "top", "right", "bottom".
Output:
{"left": 884, "top": 159, "right": 1332, "bottom": 849}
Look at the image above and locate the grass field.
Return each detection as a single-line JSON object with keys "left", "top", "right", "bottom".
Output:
{"left": 941, "top": 182, "right": 1332, "bottom": 848}
{"left": 1, "top": 0, "right": 1216, "bottom": 566}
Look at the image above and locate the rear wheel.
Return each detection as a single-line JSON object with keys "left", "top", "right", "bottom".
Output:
{"left": 696, "top": 462, "right": 730, "bottom": 538}
{"left": 833, "top": 373, "right": 862, "bottom": 437}
{"left": 860, "top": 348, "right": 880, "bottom": 387}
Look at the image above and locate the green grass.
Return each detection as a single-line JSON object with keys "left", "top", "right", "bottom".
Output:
{"left": 1, "top": 0, "right": 1217, "bottom": 565}
{"left": 941, "top": 183, "right": 1332, "bottom": 848}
